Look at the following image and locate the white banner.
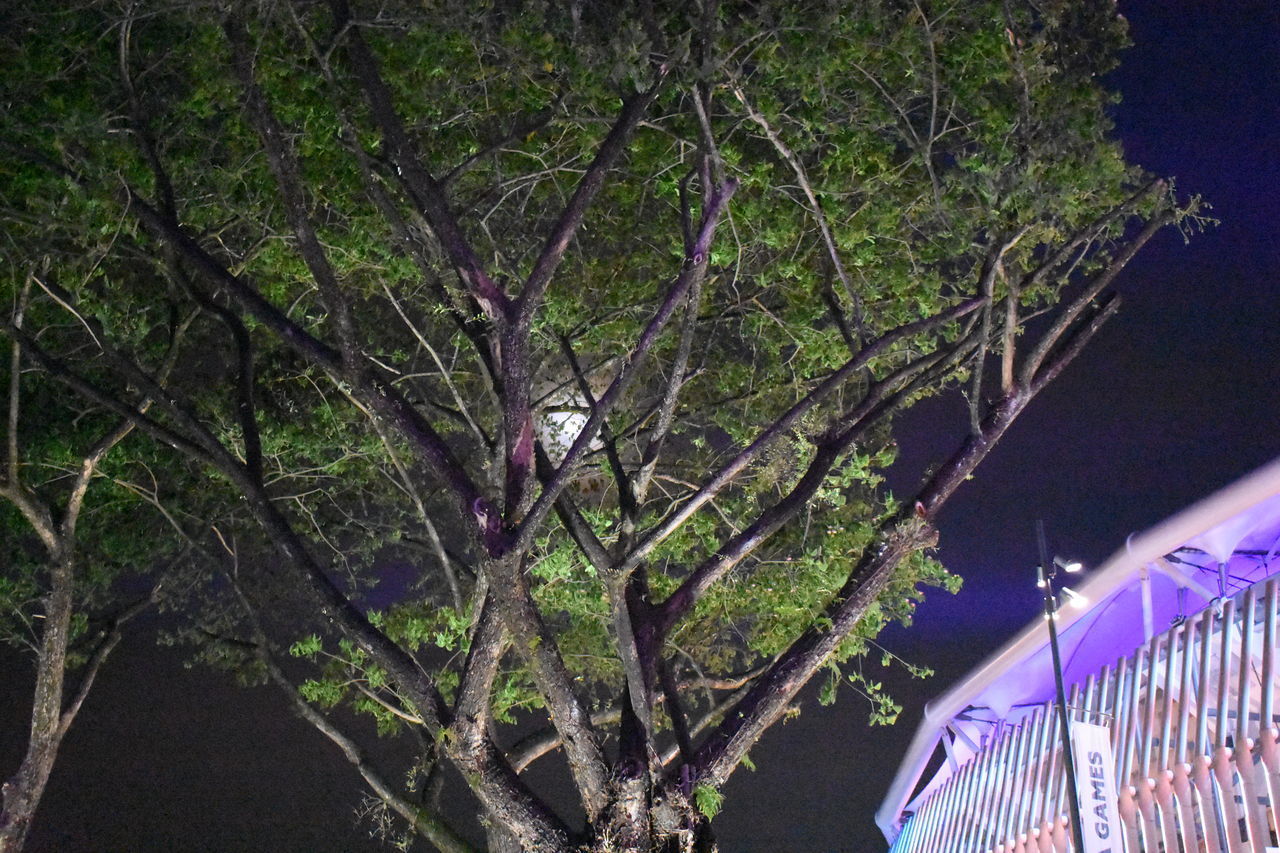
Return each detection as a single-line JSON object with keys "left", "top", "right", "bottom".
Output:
{"left": 1071, "top": 721, "right": 1121, "bottom": 853}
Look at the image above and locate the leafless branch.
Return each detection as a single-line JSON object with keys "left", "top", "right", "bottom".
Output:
{"left": 58, "top": 587, "right": 159, "bottom": 739}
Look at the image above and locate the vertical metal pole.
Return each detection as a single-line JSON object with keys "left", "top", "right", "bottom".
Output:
{"left": 1038, "top": 520, "right": 1087, "bottom": 852}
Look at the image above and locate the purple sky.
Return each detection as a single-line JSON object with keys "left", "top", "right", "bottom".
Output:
{"left": 3, "top": 1, "right": 1277, "bottom": 850}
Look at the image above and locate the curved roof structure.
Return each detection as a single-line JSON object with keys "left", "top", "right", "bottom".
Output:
{"left": 877, "top": 454, "right": 1280, "bottom": 843}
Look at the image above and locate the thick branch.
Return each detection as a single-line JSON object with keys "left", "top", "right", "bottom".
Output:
{"left": 452, "top": 595, "right": 506, "bottom": 754}
{"left": 332, "top": 0, "right": 509, "bottom": 320}
{"left": 516, "top": 84, "right": 664, "bottom": 323}
{"left": 1000, "top": 270, "right": 1018, "bottom": 394}
{"left": 610, "top": 581, "right": 655, "bottom": 742}
{"left": 507, "top": 707, "right": 624, "bottom": 774}
{"left": 535, "top": 444, "right": 613, "bottom": 573}
{"left": 0, "top": 552, "right": 75, "bottom": 853}
{"left": 1030, "top": 292, "right": 1122, "bottom": 396}
{"left": 692, "top": 518, "right": 938, "bottom": 785}
{"left": 485, "top": 551, "right": 611, "bottom": 821}
{"left": 224, "top": 15, "right": 359, "bottom": 358}
{"left": 691, "top": 259, "right": 1136, "bottom": 787}
{"left": 967, "top": 244, "right": 1005, "bottom": 435}
{"left": 658, "top": 658, "right": 696, "bottom": 766}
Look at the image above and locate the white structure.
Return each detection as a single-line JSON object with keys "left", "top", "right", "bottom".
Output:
{"left": 879, "top": 456, "right": 1280, "bottom": 852}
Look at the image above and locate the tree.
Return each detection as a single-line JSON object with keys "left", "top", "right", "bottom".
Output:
{"left": 0, "top": 278, "right": 181, "bottom": 849}
{"left": 0, "top": 0, "right": 1199, "bottom": 849}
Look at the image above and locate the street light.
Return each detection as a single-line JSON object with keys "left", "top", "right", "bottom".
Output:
{"left": 1037, "top": 520, "right": 1086, "bottom": 853}
{"left": 1060, "top": 586, "right": 1088, "bottom": 609}
{"left": 1055, "top": 556, "right": 1084, "bottom": 574}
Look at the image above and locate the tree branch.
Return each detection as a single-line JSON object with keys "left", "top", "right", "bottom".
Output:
{"left": 229, "top": 578, "right": 481, "bottom": 853}
{"left": 656, "top": 341, "right": 964, "bottom": 633}
{"left": 224, "top": 14, "right": 360, "bottom": 360}
{"left": 691, "top": 247, "right": 1138, "bottom": 788}
{"left": 620, "top": 294, "right": 985, "bottom": 574}
{"left": 3, "top": 277, "right": 32, "bottom": 489}
{"left": 691, "top": 516, "right": 938, "bottom": 786}
{"left": 125, "top": 191, "right": 496, "bottom": 549}
{"left": 629, "top": 266, "right": 705, "bottom": 529}
{"left": 283, "top": 3, "right": 501, "bottom": 394}
{"left": 331, "top": 0, "right": 509, "bottom": 321}
{"left": 516, "top": 178, "right": 739, "bottom": 551}
{"left": 1019, "top": 204, "right": 1172, "bottom": 386}
{"left": 484, "top": 549, "right": 611, "bottom": 821}
{"left": 1018, "top": 178, "right": 1165, "bottom": 297}
{"left": 516, "top": 83, "right": 665, "bottom": 324}
{"left": 57, "top": 588, "right": 157, "bottom": 740}
{"left": 452, "top": 594, "right": 506, "bottom": 754}
{"left": 557, "top": 333, "right": 634, "bottom": 523}
{"left": 507, "top": 707, "right": 624, "bottom": 775}
{"left": 610, "top": 580, "right": 655, "bottom": 745}
{"left": 658, "top": 657, "right": 696, "bottom": 766}
{"left": 731, "top": 82, "right": 865, "bottom": 341}
{"left": 6, "top": 323, "right": 223, "bottom": 471}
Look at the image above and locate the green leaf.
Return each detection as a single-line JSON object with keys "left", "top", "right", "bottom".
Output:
{"left": 693, "top": 783, "right": 724, "bottom": 819}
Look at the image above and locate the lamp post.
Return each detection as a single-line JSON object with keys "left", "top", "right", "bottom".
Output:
{"left": 1036, "top": 520, "right": 1087, "bottom": 852}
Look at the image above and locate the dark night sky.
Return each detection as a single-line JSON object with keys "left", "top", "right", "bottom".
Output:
{"left": 3, "top": 1, "right": 1278, "bottom": 850}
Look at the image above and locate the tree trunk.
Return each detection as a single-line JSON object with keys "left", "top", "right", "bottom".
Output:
{"left": 0, "top": 554, "right": 73, "bottom": 853}
{"left": 572, "top": 779, "right": 718, "bottom": 853}
{"left": 0, "top": 757, "right": 50, "bottom": 853}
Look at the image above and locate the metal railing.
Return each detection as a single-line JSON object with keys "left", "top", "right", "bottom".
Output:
{"left": 891, "top": 577, "right": 1280, "bottom": 852}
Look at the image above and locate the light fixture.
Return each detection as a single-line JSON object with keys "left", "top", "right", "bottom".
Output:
{"left": 1055, "top": 556, "right": 1084, "bottom": 574}
{"left": 1060, "top": 586, "right": 1088, "bottom": 609}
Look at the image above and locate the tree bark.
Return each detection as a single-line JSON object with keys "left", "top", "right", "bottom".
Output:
{"left": 0, "top": 554, "right": 73, "bottom": 853}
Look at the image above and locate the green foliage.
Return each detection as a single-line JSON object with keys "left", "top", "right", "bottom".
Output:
{"left": 290, "top": 634, "right": 324, "bottom": 658}
{"left": 300, "top": 677, "right": 346, "bottom": 709}
{"left": 848, "top": 671, "right": 903, "bottom": 727}
{"left": 0, "top": 0, "right": 1138, "bottom": 695}
{"left": 693, "top": 783, "right": 724, "bottom": 820}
